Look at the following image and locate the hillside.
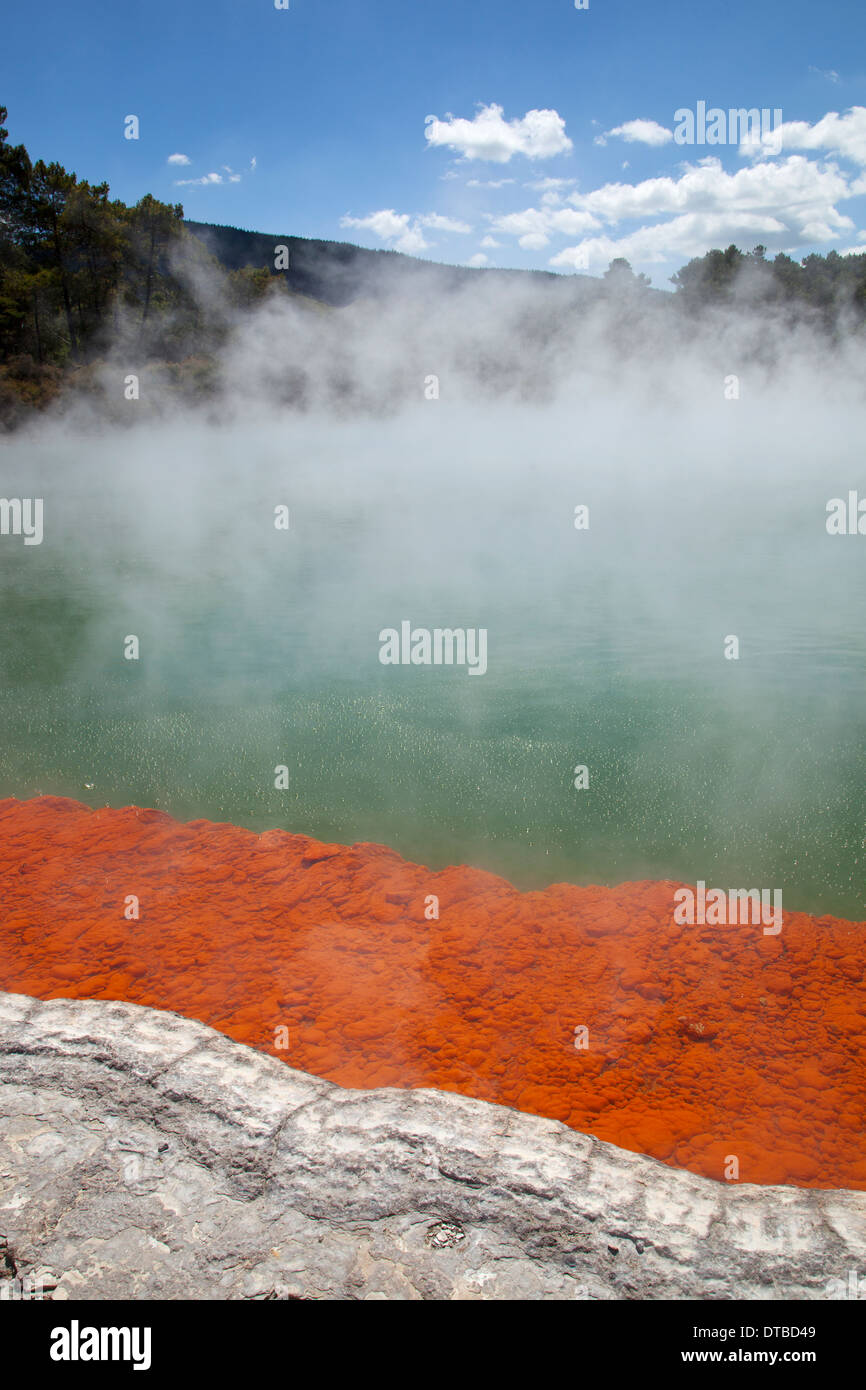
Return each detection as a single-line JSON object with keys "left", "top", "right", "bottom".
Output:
{"left": 183, "top": 218, "right": 601, "bottom": 307}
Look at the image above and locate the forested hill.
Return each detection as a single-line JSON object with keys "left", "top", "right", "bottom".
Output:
{"left": 183, "top": 219, "right": 593, "bottom": 306}
{"left": 185, "top": 219, "right": 866, "bottom": 325}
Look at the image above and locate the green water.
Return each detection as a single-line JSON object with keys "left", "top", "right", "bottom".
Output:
{"left": 1, "top": 408, "right": 864, "bottom": 919}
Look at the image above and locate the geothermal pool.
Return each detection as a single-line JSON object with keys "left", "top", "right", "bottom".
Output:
{"left": 0, "top": 406, "right": 865, "bottom": 920}
{"left": 0, "top": 402, "right": 865, "bottom": 1191}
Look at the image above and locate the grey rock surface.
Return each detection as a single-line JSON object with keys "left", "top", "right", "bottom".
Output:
{"left": 0, "top": 990, "right": 863, "bottom": 1301}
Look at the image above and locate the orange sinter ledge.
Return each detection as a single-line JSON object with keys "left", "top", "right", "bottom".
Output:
{"left": 1, "top": 795, "right": 864, "bottom": 1191}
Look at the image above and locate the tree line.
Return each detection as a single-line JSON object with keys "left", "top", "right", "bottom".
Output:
{"left": 0, "top": 105, "right": 281, "bottom": 397}
{"left": 0, "top": 105, "right": 192, "bottom": 365}
{"left": 669, "top": 243, "right": 866, "bottom": 327}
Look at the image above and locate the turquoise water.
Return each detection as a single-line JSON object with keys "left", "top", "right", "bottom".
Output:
{"left": 1, "top": 406, "right": 864, "bottom": 919}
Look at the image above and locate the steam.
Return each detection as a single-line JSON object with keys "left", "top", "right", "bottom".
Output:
{"left": 1, "top": 257, "right": 865, "bottom": 918}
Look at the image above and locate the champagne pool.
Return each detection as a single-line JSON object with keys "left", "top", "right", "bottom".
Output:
{"left": 0, "top": 402, "right": 864, "bottom": 920}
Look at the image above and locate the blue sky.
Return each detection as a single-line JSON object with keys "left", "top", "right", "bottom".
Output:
{"left": 3, "top": 0, "right": 865, "bottom": 285}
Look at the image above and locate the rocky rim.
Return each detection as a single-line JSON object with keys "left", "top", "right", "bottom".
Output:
{"left": 0, "top": 989, "right": 864, "bottom": 1301}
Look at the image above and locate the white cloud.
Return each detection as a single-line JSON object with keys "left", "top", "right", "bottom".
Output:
{"left": 480, "top": 235, "right": 501, "bottom": 248}
{"left": 419, "top": 213, "right": 472, "bottom": 233}
{"left": 174, "top": 171, "right": 226, "bottom": 186}
{"left": 466, "top": 253, "right": 490, "bottom": 267}
{"left": 487, "top": 206, "right": 602, "bottom": 249}
{"left": 526, "top": 176, "right": 578, "bottom": 208}
{"left": 167, "top": 153, "right": 191, "bottom": 165}
{"left": 340, "top": 209, "right": 472, "bottom": 254}
{"left": 550, "top": 211, "right": 792, "bottom": 272}
{"left": 341, "top": 209, "right": 429, "bottom": 253}
{"left": 598, "top": 119, "right": 673, "bottom": 148}
{"left": 485, "top": 148, "right": 859, "bottom": 272}
{"left": 809, "top": 66, "right": 840, "bottom": 83}
{"left": 566, "top": 156, "right": 853, "bottom": 238}
{"left": 173, "top": 164, "right": 242, "bottom": 187}
{"left": 747, "top": 106, "right": 866, "bottom": 165}
{"left": 424, "top": 103, "right": 572, "bottom": 163}
{"left": 466, "top": 177, "right": 516, "bottom": 188}
{"left": 525, "top": 177, "right": 577, "bottom": 191}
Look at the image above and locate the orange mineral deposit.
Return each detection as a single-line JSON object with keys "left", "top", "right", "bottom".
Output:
{"left": 1, "top": 795, "right": 864, "bottom": 1191}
